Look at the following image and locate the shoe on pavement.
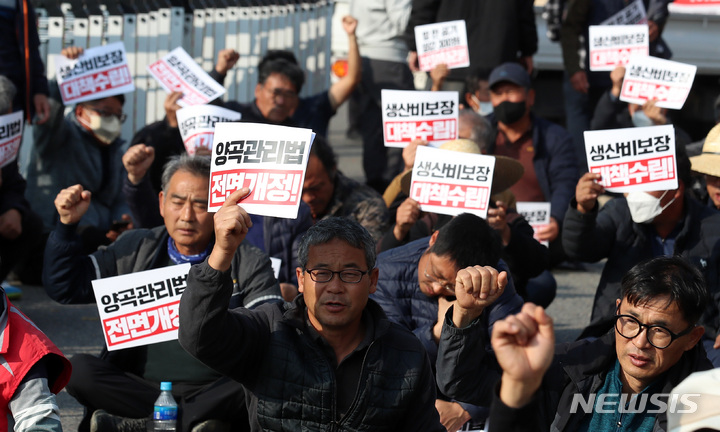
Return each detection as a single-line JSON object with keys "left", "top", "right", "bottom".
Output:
{"left": 191, "top": 420, "right": 231, "bottom": 432}
{"left": 90, "top": 409, "right": 147, "bottom": 432}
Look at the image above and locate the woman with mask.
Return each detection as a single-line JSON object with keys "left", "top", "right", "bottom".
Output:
{"left": 24, "top": 45, "right": 131, "bottom": 254}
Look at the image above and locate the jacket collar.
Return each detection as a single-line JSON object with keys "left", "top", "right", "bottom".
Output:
{"left": 282, "top": 295, "right": 393, "bottom": 338}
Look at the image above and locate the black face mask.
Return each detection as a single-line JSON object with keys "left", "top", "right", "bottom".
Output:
{"left": 494, "top": 100, "right": 527, "bottom": 125}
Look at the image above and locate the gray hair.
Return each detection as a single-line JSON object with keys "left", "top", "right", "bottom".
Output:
{"left": 161, "top": 154, "right": 211, "bottom": 193}
{"left": 459, "top": 109, "right": 492, "bottom": 153}
{"left": 297, "top": 217, "right": 377, "bottom": 270}
{"left": 0, "top": 76, "right": 17, "bottom": 114}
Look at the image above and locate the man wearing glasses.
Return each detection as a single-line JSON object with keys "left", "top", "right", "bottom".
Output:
{"left": 179, "top": 200, "right": 445, "bottom": 431}
{"left": 371, "top": 212, "right": 523, "bottom": 431}
{"left": 24, "top": 45, "right": 131, "bottom": 253}
{"left": 435, "top": 256, "right": 712, "bottom": 431}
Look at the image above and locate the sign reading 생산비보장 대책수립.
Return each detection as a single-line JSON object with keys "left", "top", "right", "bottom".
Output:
{"left": 588, "top": 25, "right": 649, "bottom": 72}
{"left": 176, "top": 105, "right": 242, "bottom": 156}
{"left": 516, "top": 201, "right": 551, "bottom": 247}
{"left": 381, "top": 90, "right": 458, "bottom": 148}
{"left": 148, "top": 46, "right": 226, "bottom": 107}
{"left": 91, "top": 264, "right": 191, "bottom": 351}
{"left": 0, "top": 111, "right": 23, "bottom": 169}
{"left": 55, "top": 42, "right": 134, "bottom": 105}
{"left": 619, "top": 56, "right": 697, "bottom": 110}
{"left": 208, "top": 122, "right": 314, "bottom": 219}
{"left": 601, "top": 0, "right": 648, "bottom": 25}
{"left": 669, "top": 0, "right": 720, "bottom": 15}
{"left": 584, "top": 124, "right": 677, "bottom": 193}
{"left": 409, "top": 145, "right": 495, "bottom": 219}
{"left": 414, "top": 20, "right": 470, "bottom": 72}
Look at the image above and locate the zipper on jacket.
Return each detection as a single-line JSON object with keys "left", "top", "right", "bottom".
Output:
{"left": 335, "top": 340, "right": 376, "bottom": 429}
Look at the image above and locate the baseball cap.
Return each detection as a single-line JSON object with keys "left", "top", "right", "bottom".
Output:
{"left": 488, "top": 62, "right": 531, "bottom": 90}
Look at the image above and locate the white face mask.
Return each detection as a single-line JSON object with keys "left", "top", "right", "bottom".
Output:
{"left": 81, "top": 111, "right": 122, "bottom": 145}
{"left": 625, "top": 190, "right": 675, "bottom": 224}
{"left": 471, "top": 94, "right": 494, "bottom": 116}
{"left": 631, "top": 109, "right": 655, "bottom": 128}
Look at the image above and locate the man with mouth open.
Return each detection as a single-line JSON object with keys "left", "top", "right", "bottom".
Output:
{"left": 179, "top": 208, "right": 445, "bottom": 431}
{"left": 435, "top": 256, "right": 712, "bottom": 431}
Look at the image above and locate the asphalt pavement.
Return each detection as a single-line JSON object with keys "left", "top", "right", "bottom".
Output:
{"left": 14, "top": 103, "right": 604, "bottom": 431}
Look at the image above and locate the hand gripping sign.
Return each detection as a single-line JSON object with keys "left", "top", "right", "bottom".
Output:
{"left": 176, "top": 105, "right": 242, "bottom": 155}
{"left": 382, "top": 90, "right": 459, "bottom": 148}
{"left": 409, "top": 145, "right": 495, "bottom": 218}
{"left": 414, "top": 20, "right": 470, "bottom": 72}
{"left": 584, "top": 124, "right": 677, "bottom": 193}
{"left": 619, "top": 57, "right": 697, "bottom": 110}
{"left": 148, "top": 47, "right": 226, "bottom": 106}
{"left": 588, "top": 25, "right": 649, "bottom": 72}
{"left": 91, "top": 264, "right": 191, "bottom": 351}
{"left": 0, "top": 111, "right": 23, "bottom": 168}
{"left": 55, "top": 42, "right": 135, "bottom": 105}
{"left": 600, "top": 0, "right": 648, "bottom": 25}
{"left": 209, "top": 122, "right": 315, "bottom": 219}
{"left": 516, "top": 201, "right": 552, "bottom": 247}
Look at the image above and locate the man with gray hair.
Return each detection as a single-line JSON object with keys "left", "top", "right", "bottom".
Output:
{"left": 179, "top": 205, "right": 444, "bottom": 431}
{"left": 43, "top": 154, "right": 282, "bottom": 432}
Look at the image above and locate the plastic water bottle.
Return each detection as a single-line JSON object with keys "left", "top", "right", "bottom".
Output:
{"left": 151, "top": 382, "right": 178, "bottom": 431}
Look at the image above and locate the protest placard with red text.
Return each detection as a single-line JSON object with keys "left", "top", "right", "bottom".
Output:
{"left": 382, "top": 90, "right": 458, "bottom": 148}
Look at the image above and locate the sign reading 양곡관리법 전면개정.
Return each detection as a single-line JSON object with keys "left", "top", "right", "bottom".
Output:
{"left": 54, "top": 42, "right": 135, "bottom": 105}
{"left": 176, "top": 104, "right": 242, "bottom": 156}
{"left": 0, "top": 111, "right": 23, "bottom": 168}
{"left": 382, "top": 90, "right": 458, "bottom": 148}
{"left": 148, "top": 46, "right": 226, "bottom": 107}
{"left": 91, "top": 264, "right": 191, "bottom": 351}
{"left": 410, "top": 145, "right": 495, "bottom": 219}
{"left": 208, "top": 122, "right": 315, "bottom": 219}
{"left": 414, "top": 20, "right": 470, "bottom": 72}
{"left": 584, "top": 124, "right": 678, "bottom": 193}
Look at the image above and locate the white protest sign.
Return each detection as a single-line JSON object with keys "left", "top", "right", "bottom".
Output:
{"left": 91, "top": 264, "right": 191, "bottom": 351}
{"left": 414, "top": 20, "right": 470, "bottom": 72}
{"left": 410, "top": 146, "right": 495, "bottom": 218}
{"left": 381, "top": 90, "right": 458, "bottom": 148}
{"left": 0, "top": 111, "right": 24, "bottom": 168}
{"left": 516, "top": 202, "right": 551, "bottom": 247}
{"left": 176, "top": 105, "right": 242, "bottom": 155}
{"left": 669, "top": 0, "right": 720, "bottom": 15}
{"left": 54, "top": 42, "right": 134, "bottom": 105}
{"left": 269, "top": 257, "right": 281, "bottom": 280}
{"left": 589, "top": 25, "right": 649, "bottom": 71}
{"left": 601, "top": 0, "right": 647, "bottom": 25}
{"left": 209, "top": 123, "right": 314, "bottom": 218}
{"left": 148, "top": 47, "right": 226, "bottom": 106}
{"left": 620, "top": 57, "right": 697, "bottom": 109}
{"left": 584, "top": 125, "right": 677, "bottom": 193}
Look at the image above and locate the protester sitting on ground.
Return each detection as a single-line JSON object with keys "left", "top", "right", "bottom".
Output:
{"left": 435, "top": 256, "right": 711, "bottom": 431}
{"left": 24, "top": 46, "right": 131, "bottom": 254}
{"left": 372, "top": 212, "right": 524, "bottom": 430}
{"left": 178, "top": 215, "right": 445, "bottom": 431}
{"left": 562, "top": 142, "right": 720, "bottom": 366}
{"left": 667, "top": 369, "right": 720, "bottom": 431}
{"left": 690, "top": 123, "right": 720, "bottom": 211}
{"left": 121, "top": 144, "right": 313, "bottom": 300}
{"left": 0, "top": 285, "right": 72, "bottom": 432}
{"left": 43, "top": 154, "right": 282, "bottom": 432}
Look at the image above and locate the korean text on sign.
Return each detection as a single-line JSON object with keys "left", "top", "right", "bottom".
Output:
{"left": 381, "top": 90, "right": 458, "bottom": 148}
{"left": 209, "top": 123, "right": 314, "bottom": 219}
{"left": 55, "top": 42, "right": 134, "bottom": 105}
{"left": 588, "top": 25, "right": 649, "bottom": 72}
{"left": 601, "top": 0, "right": 648, "bottom": 25}
{"left": 409, "top": 145, "right": 495, "bottom": 218}
{"left": 620, "top": 56, "right": 697, "bottom": 109}
{"left": 0, "top": 111, "right": 23, "bottom": 168}
{"left": 516, "top": 201, "right": 551, "bottom": 247}
{"left": 91, "top": 264, "right": 191, "bottom": 351}
{"left": 584, "top": 125, "right": 677, "bottom": 193}
{"left": 148, "top": 47, "right": 226, "bottom": 106}
{"left": 414, "top": 20, "right": 470, "bottom": 71}
{"left": 176, "top": 104, "right": 242, "bottom": 155}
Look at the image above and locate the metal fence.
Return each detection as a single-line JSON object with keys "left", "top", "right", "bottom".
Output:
{"left": 32, "top": 0, "right": 335, "bottom": 140}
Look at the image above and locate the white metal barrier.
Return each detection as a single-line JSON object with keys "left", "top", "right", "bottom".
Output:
{"left": 33, "top": 0, "right": 334, "bottom": 141}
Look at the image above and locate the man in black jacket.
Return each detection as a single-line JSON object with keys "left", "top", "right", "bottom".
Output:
{"left": 436, "top": 256, "right": 712, "bottom": 431}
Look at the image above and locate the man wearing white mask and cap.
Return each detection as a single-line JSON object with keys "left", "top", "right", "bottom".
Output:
{"left": 562, "top": 143, "right": 720, "bottom": 367}
{"left": 24, "top": 46, "right": 130, "bottom": 253}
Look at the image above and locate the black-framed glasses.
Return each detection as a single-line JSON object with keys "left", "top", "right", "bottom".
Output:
{"left": 305, "top": 268, "right": 369, "bottom": 284}
{"left": 614, "top": 314, "right": 694, "bottom": 349}
{"left": 264, "top": 86, "right": 298, "bottom": 102}
{"left": 85, "top": 106, "right": 127, "bottom": 123}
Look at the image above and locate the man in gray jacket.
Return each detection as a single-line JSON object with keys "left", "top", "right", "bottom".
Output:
{"left": 43, "top": 154, "right": 282, "bottom": 432}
